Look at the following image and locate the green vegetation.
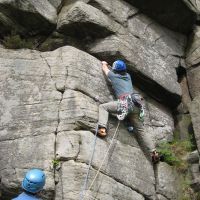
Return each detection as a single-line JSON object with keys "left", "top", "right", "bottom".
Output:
{"left": 52, "top": 158, "right": 60, "bottom": 169}
{"left": 157, "top": 139, "right": 193, "bottom": 172}
{"left": 157, "top": 138, "right": 200, "bottom": 199}
{"left": 2, "top": 32, "right": 34, "bottom": 49}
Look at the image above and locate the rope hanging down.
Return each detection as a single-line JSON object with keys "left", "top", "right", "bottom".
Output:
{"left": 79, "top": 124, "right": 99, "bottom": 200}
{"left": 81, "top": 120, "right": 121, "bottom": 200}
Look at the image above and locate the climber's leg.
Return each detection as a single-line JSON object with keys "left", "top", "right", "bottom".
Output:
{"left": 98, "top": 101, "right": 118, "bottom": 136}
{"left": 128, "top": 107, "right": 159, "bottom": 163}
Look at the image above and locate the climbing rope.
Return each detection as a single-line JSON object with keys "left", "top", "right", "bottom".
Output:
{"left": 81, "top": 120, "right": 121, "bottom": 200}
{"left": 79, "top": 124, "right": 99, "bottom": 200}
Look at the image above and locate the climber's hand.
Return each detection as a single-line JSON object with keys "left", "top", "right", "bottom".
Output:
{"left": 101, "top": 61, "right": 110, "bottom": 75}
{"left": 101, "top": 61, "right": 108, "bottom": 66}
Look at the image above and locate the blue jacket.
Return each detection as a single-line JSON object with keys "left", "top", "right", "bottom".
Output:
{"left": 12, "top": 192, "right": 40, "bottom": 200}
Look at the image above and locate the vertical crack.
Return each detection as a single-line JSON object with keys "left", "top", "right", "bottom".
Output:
{"left": 153, "top": 164, "right": 159, "bottom": 200}
{"left": 40, "top": 52, "right": 67, "bottom": 200}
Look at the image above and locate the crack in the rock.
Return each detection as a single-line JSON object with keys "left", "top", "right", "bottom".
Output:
{"left": 187, "top": 61, "right": 200, "bottom": 71}
{"left": 40, "top": 54, "right": 53, "bottom": 79}
{"left": 40, "top": 52, "right": 67, "bottom": 199}
{"left": 71, "top": 88, "right": 103, "bottom": 104}
{"left": 187, "top": 45, "right": 200, "bottom": 57}
{"left": 0, "top": 132, "right": 55, "bottom": 142}
{"left": 157, "top": 193, "right": 171, "bottom": 200}
{"left": 153, "top": 164, "right": 159, "bottom": 199}
{"left": 75, "top": 134, "right": 81, "bottom": 161}
{"left": 127, "top": 11, "right": 140, "bottom": 20}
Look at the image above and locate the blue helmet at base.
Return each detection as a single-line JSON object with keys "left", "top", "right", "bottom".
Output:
{"left": 112, "top": 60, "right": 126, "bottom": 71}
{"left": 22, "top": 169, "right": 46, "bottom": 194}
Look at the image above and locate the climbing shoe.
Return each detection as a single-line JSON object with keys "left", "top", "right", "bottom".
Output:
{"left": 97, "top": 127, "right": 107, "bottom": 137}
{"left": 151, "top": 150, "right": 160, "bottom": 164}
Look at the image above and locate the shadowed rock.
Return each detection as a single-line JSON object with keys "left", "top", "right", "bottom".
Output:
{"left": 0, "top": 0, "right": 57, "bottom": 37}
{"left": 123, "top": 0, "right": 196, "bottom": 34}
{"left": 89, "top": 34, "right": 182, "bottom": 108}
{"left": 190, "top": 95, "right": 200, "bottom": 152}
{"left": 186, "top": 26, "right": 200, "bottom": 67}
{"left": 187, "top": 66, "right": 200, "bottom": 99}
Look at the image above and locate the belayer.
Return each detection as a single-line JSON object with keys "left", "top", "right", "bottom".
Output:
{"left": 98, "top": 60, "right": 160, "bottom": 163}
{"left": 12, "top": 169, "right": 46, "bottom": 200}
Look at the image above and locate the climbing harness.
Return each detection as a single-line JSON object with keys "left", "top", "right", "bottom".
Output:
{"left": 80, "top": 120, "right": 121, "bottom": 200}
{"left": 117, "top": 94, "right": 134, "bottom": 120}
{"left": 117, "top": 93, "right": 145, "bottom": 121}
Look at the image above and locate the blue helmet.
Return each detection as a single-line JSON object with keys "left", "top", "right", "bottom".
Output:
{"left": 112, "top": 60, "right": 126, "bottom": 71}
{"left": 22, "top": 169, "right": 46, "bottom": 194}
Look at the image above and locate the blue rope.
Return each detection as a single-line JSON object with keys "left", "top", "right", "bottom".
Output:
{"left": 79, "top": 124, "right": 99, "bottom": 200}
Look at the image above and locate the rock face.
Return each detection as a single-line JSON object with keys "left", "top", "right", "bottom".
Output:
{"left": 190, "top": 96, "right": 200, "bottom": 152}
{"left": 0, "top": 0, "right": 199, "bottom": 200}
{"left": 0, "top": 48, "right": 59, "bottom": 199}
{"left": 157, "top": 163, "right": 181, "bottom": 199}
{"left": 124, "top": 0, "right": 196, "bottom": 34}
{"left": 0, "top": 45, "right": 178, "bottom": 199}
{"left": 185, "top": 26, "right": 200, "bottom": 99}
{"left": 0, "top": 0, "right": 57, "bottom": 37}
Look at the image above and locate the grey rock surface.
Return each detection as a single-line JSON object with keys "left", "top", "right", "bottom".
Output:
{"left": 0, "top": 0, "right": 198, "bottom": 199}
{"left": 0, "top": 0, "right": 57, "bottom": 36}
{"left": 56, "top": 131, "right": 155, "bottom": 198}
{"left": 186, "top": 26, "right": 200, "bottom": 67}
{"left": 175, "top": 114, "right": 192, "bottom": 140}
{"left": 127, "top": 13, "right": 186, "bottom": 57}
{"left": 157, "top": 194, "right": 168, "bottom": 200}
{"left": 57, "top": 1, "right": 122, "bottom": 38}
{"left": 178, "top": 75, "right": 191, "bottom": 113}
{"left": 0, "top": 48, "right": 61, "bottom": 141}
{"left": 88, "top": 0, "right": 138, "bottom": 26}
{"left": 187, "top": 150, "right": 199, "bottom": 164}
{"left": 57, "top": 160, "right": 145, "bottom": 200}
{"left": 0, "top": 45, "right": 177, "bottom": 199}
{"left": 41, "top": 46, "right": 112, "bottom": 103}
{"left": 190, "top": 95, "right": 200, "bottom": 152}
{"left": 0, "top": 47, "right": 59, "bottom": 198}
{"left": 157, "top": 162, "right": 181, "bottom": 200}
{"left": 187, "top": 66, "right": 200, "bottom": 99}
{"left": 124, "top": 0, "right": 195, "bottom": 34}
{"left": 183, "top": 0, "right": 200, "bottom": 16}
{"left": 190, "top": 163, "right": 200, "bottom": 192}
{"left": 0, "top": 134, "right": 55, "bottom": 199}
{"left": 144, "top": 98, "right": 174, "bottom": 144}
{"left": 48, "top": 0, "right": 62, "bottom": 8}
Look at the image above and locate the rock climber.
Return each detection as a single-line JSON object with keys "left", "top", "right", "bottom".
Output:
{"left": 12, "top": 169, "right": 46, "bottom": 200}
{"left": 98, "top": 60, "right": 160, "bottom": 163}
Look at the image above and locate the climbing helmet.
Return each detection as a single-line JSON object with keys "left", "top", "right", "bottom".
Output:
{"left": 112, "top": 60, "right": 126, "bottom": 71}
{"left": 22, "top": 169, "right": 46, "bottom": 194}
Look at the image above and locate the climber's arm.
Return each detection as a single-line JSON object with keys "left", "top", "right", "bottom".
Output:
{"left": 101, "top": 61, "right": 110, "bottom": 76}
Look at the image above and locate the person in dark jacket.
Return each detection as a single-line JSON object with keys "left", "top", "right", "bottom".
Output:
{"left": 98, "top": 60, "right": 160, "bottom": 163}
{"left": 12, "top": 169, "right": 46, "bottom": 200}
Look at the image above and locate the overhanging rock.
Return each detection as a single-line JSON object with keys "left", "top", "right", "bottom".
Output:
{"left": 0, "top": 0, "right": 57, "bottom": 36}
{"left": 89, "top": 35, "right": 182, "bottom": 108}
{"left": 57, "top": 1, "right": 122, "bottom": 39}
